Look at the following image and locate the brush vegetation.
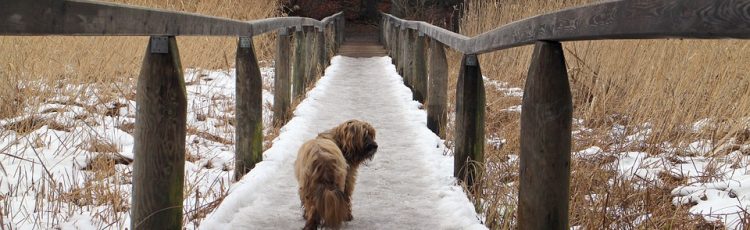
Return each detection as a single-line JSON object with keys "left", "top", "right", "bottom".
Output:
{"left": 0, "top": 0, "right": 279, "bottom": 228}
{"left": 454, "top": 0, "right": 750, "bottom": 228}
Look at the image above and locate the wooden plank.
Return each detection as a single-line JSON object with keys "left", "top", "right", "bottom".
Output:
{"left": 292, "top": 27, "right": 306, "bottom": 100}
{"left": 273, "top": 28, "right": 292, "bottom": 127}
{"left": 131, "top": 36, "right": 186, "bottom": 230}
{"left": 427, "top": 39, "right": 448, "bottom": 138}
{"left": 0, "top": 0, "right": 342, "bottom": 36}
{"left": 454, "top": 54, "right": 485, "bottom": 189}
{"left": 518, "top": 41, "right": 572, "bottom": 229}
{"left": 234, "top": 36, "right": 263, "bottom": 181}
{"left": 413, "top": 32, "right": 427, "bottom": 103}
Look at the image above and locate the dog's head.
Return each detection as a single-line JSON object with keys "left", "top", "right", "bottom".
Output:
{"left": 330, "top": 120, "right": 378, "bottom": 164}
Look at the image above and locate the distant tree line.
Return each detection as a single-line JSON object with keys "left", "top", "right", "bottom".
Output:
{"left": 282, "top": 0, "right": 462, "bottom": 32}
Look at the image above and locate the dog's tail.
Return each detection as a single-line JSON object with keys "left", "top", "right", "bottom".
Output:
{"left": 311, "top": 153, "right": 348, "bottom": 229}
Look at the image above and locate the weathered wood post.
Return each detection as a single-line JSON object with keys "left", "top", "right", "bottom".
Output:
{"left": 518, "top": 41, "right": 572, "bottom": 229}
{"left": 292, "top": 26, "right": 306, "bottom": 100}
{"left": 394, "top": 23, "right": 400, "bottom": 65}
{"left": 274, "top": 28, "right": 292, "bottom": 127}
{"left": 304, "top": 26, "right": 316, "bottom": 84}
{"left": 404, "top": 29, "right": 415, "bottom": 91}
{"left": 317, "top": 27, "right": 327, "bottom": 75}
{"left": 427, "top": 39, "right": 447, "bottom": 138}
{"left": 339, "top": 17, "right": 346, "bottom": 43}
{"left": 132, "top": 36, "right": 186, "bottom": 230}
{"left": 234, "top": 36, "right": 263, "bottom": 181}
{"left": 413, "top": 31, "right": 427, "bottom": 103}
{"left": 398, "top": 26, "right": 406, "bottom": 75}
{"left": 399, "top": 26, "right": 408, "bottom": 77}
{"left": 454, "top": 54, "right": 485, "bottom": 190}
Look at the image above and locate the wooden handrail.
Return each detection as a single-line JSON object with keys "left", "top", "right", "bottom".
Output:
{"left": 383, "top": 1, "right": 750, "bottom": 229}
{"left": 0, "top": 0, "right": 342, "bottom": 36}
{"left": 383, "top": 0, "right": 750, "bottom": 54}
{"left": 382, "top": 13, "right": 470, "bottom": 52}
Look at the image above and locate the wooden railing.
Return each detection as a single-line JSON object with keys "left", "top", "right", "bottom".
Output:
{"left": 381, "top": 0, "right": 750, "bottom": 228}
{"left": 1, "top": 0, "right": 344, "bottom": 229}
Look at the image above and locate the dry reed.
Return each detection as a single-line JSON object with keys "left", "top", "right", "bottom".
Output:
{"left": 456, "top": 0, "right": 750, "bottom": 228}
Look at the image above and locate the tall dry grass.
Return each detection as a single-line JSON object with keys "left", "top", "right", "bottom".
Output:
{"left": 0, "top": 0, "right": 280, "bottom": 228}
{"left": 0, "top": 0, "right": 281, "bottom": 119}
{"left": 455, "top": 0, "right": 750, "bottom": 228}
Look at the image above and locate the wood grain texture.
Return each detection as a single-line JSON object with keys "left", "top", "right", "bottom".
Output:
{"left": 404, "top": 29, "right": 415, "bottom": 91}
{"left": 454, "top": 54, "right": 485, "bottom": 189}
{"left": 382, "top": 0, "right": 750, "bottom": 54}
{"left": 131, "top": 36, "right": 186, "bottom": 230}
{"left": 273, "top": 29, "right": 292, "bottom": 127}
{"left": 292, "top": 28, "right": 306, "bottom": 100}
{"left": 392, "top": 24, "right": 399, "bottom": 65}
{"left": 398, "top": 27, "right": 406, "bottom": 76}
{"left": 234, "top": 37, "right": 264, "bottom": 181}
{"left": 303, "top": 26, "right": 316, "bottom": 85}
{"left": 518, "top": 41, "right": 572, "bottom": 230}
{"left": 413, "top": 33, "right": 427, "bottom": 103}
{"left": 427, "top": 39, "right": 448, "bottom": 139}
{"left": 0, "top": 0, "right": 342, "bottom": 36}
{"left": 317, "top": 29, "right": 327, "bottom": 75}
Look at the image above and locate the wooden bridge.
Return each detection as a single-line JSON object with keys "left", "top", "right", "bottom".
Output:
{"left": 2, "top": 0, "right": 750, "bottom": 229}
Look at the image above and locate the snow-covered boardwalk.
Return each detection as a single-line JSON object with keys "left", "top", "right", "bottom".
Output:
{"left": 201, "top": 56, "right": 485, "bottom": 229}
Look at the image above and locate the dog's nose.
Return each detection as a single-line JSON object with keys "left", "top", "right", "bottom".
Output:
{"left": 372, "top": 143, "right": 378, "bottom": 149}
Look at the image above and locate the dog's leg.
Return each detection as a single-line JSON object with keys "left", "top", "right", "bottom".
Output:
{"left": 299, "top": 188, "right": 307, "bottom": 219}
{"left": 344, "top": 166, "right": 359, "bottom": 221}
{"left": 303, "top": 212, "right": 320, "bottom": 230}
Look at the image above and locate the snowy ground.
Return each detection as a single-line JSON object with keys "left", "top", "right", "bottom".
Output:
{"left": 201, "top": 56, "right": 486, "bottom": 229}
{"left": 484, "top": 76, "right": 750, "bottom": 229}
{"left": 1, "top": 68, "right": 274, "bottom": 229}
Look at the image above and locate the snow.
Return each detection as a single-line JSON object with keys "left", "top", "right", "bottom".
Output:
{"left": 0, "top": 68, "right": 275, "bottom": 229}
{"left": 201, "top": 56, "right": 485, "bottom": 229}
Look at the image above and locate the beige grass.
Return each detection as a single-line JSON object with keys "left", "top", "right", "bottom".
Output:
{"left": 456, "top": 0, "right": 750, "bottom": 228}
{"left": 0, "top": 0, "right": 280, "bottom": 119}
{"left": 0, "top": 0, "right": 280, "bottom": 228}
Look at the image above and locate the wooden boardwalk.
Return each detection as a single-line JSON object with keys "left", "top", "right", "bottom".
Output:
{"left": 339, "top": 24, "right": 387, "bottom": 58}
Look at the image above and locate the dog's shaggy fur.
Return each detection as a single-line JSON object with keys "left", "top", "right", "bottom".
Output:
{"left": 294, "top": 120, "right": 378, "bottom": 230}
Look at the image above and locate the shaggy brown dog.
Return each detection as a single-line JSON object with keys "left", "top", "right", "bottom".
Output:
{"left": 294, "top": 120, "right": 378, "bottom": 230}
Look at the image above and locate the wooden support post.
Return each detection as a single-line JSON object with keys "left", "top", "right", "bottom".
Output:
{"left": 404, "top": 29, "right": 415, "bottom": 91}
{"left": 413, "top": 31, "right": 427, "bottom": 103}
{"left": 304, "top": 26, "right": 315, "bottom": 84}
{"left": 393, "top": 25, "right": 399, "bottom": 65}
{"left": 427, "top": 39, "right": 447, "bottom": 138}
{"left": 518, "top": 41, "right": 572, "bottom": 230}
{"left": 454, "top": 54, "right": 485, "bottom": 189}
{"left": 234, "top": 36, "right": 263, "bottom": 181}
{"left": 317, "top": 27, "right": 327, "bottom": 75}
{"left": 339, "top": 17, "right": 346, "bottom": 43}
{"left": 292, "top": 26, "right": 306, "bottom": 100}
{"left": 399, "top": 27, "right": 407, "bottom": 77}
{"left": 132, "top": 36, "right": 186, "bottom": 230}
{"left": 273, "top": 28, "right": 292, "bottom": 127}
